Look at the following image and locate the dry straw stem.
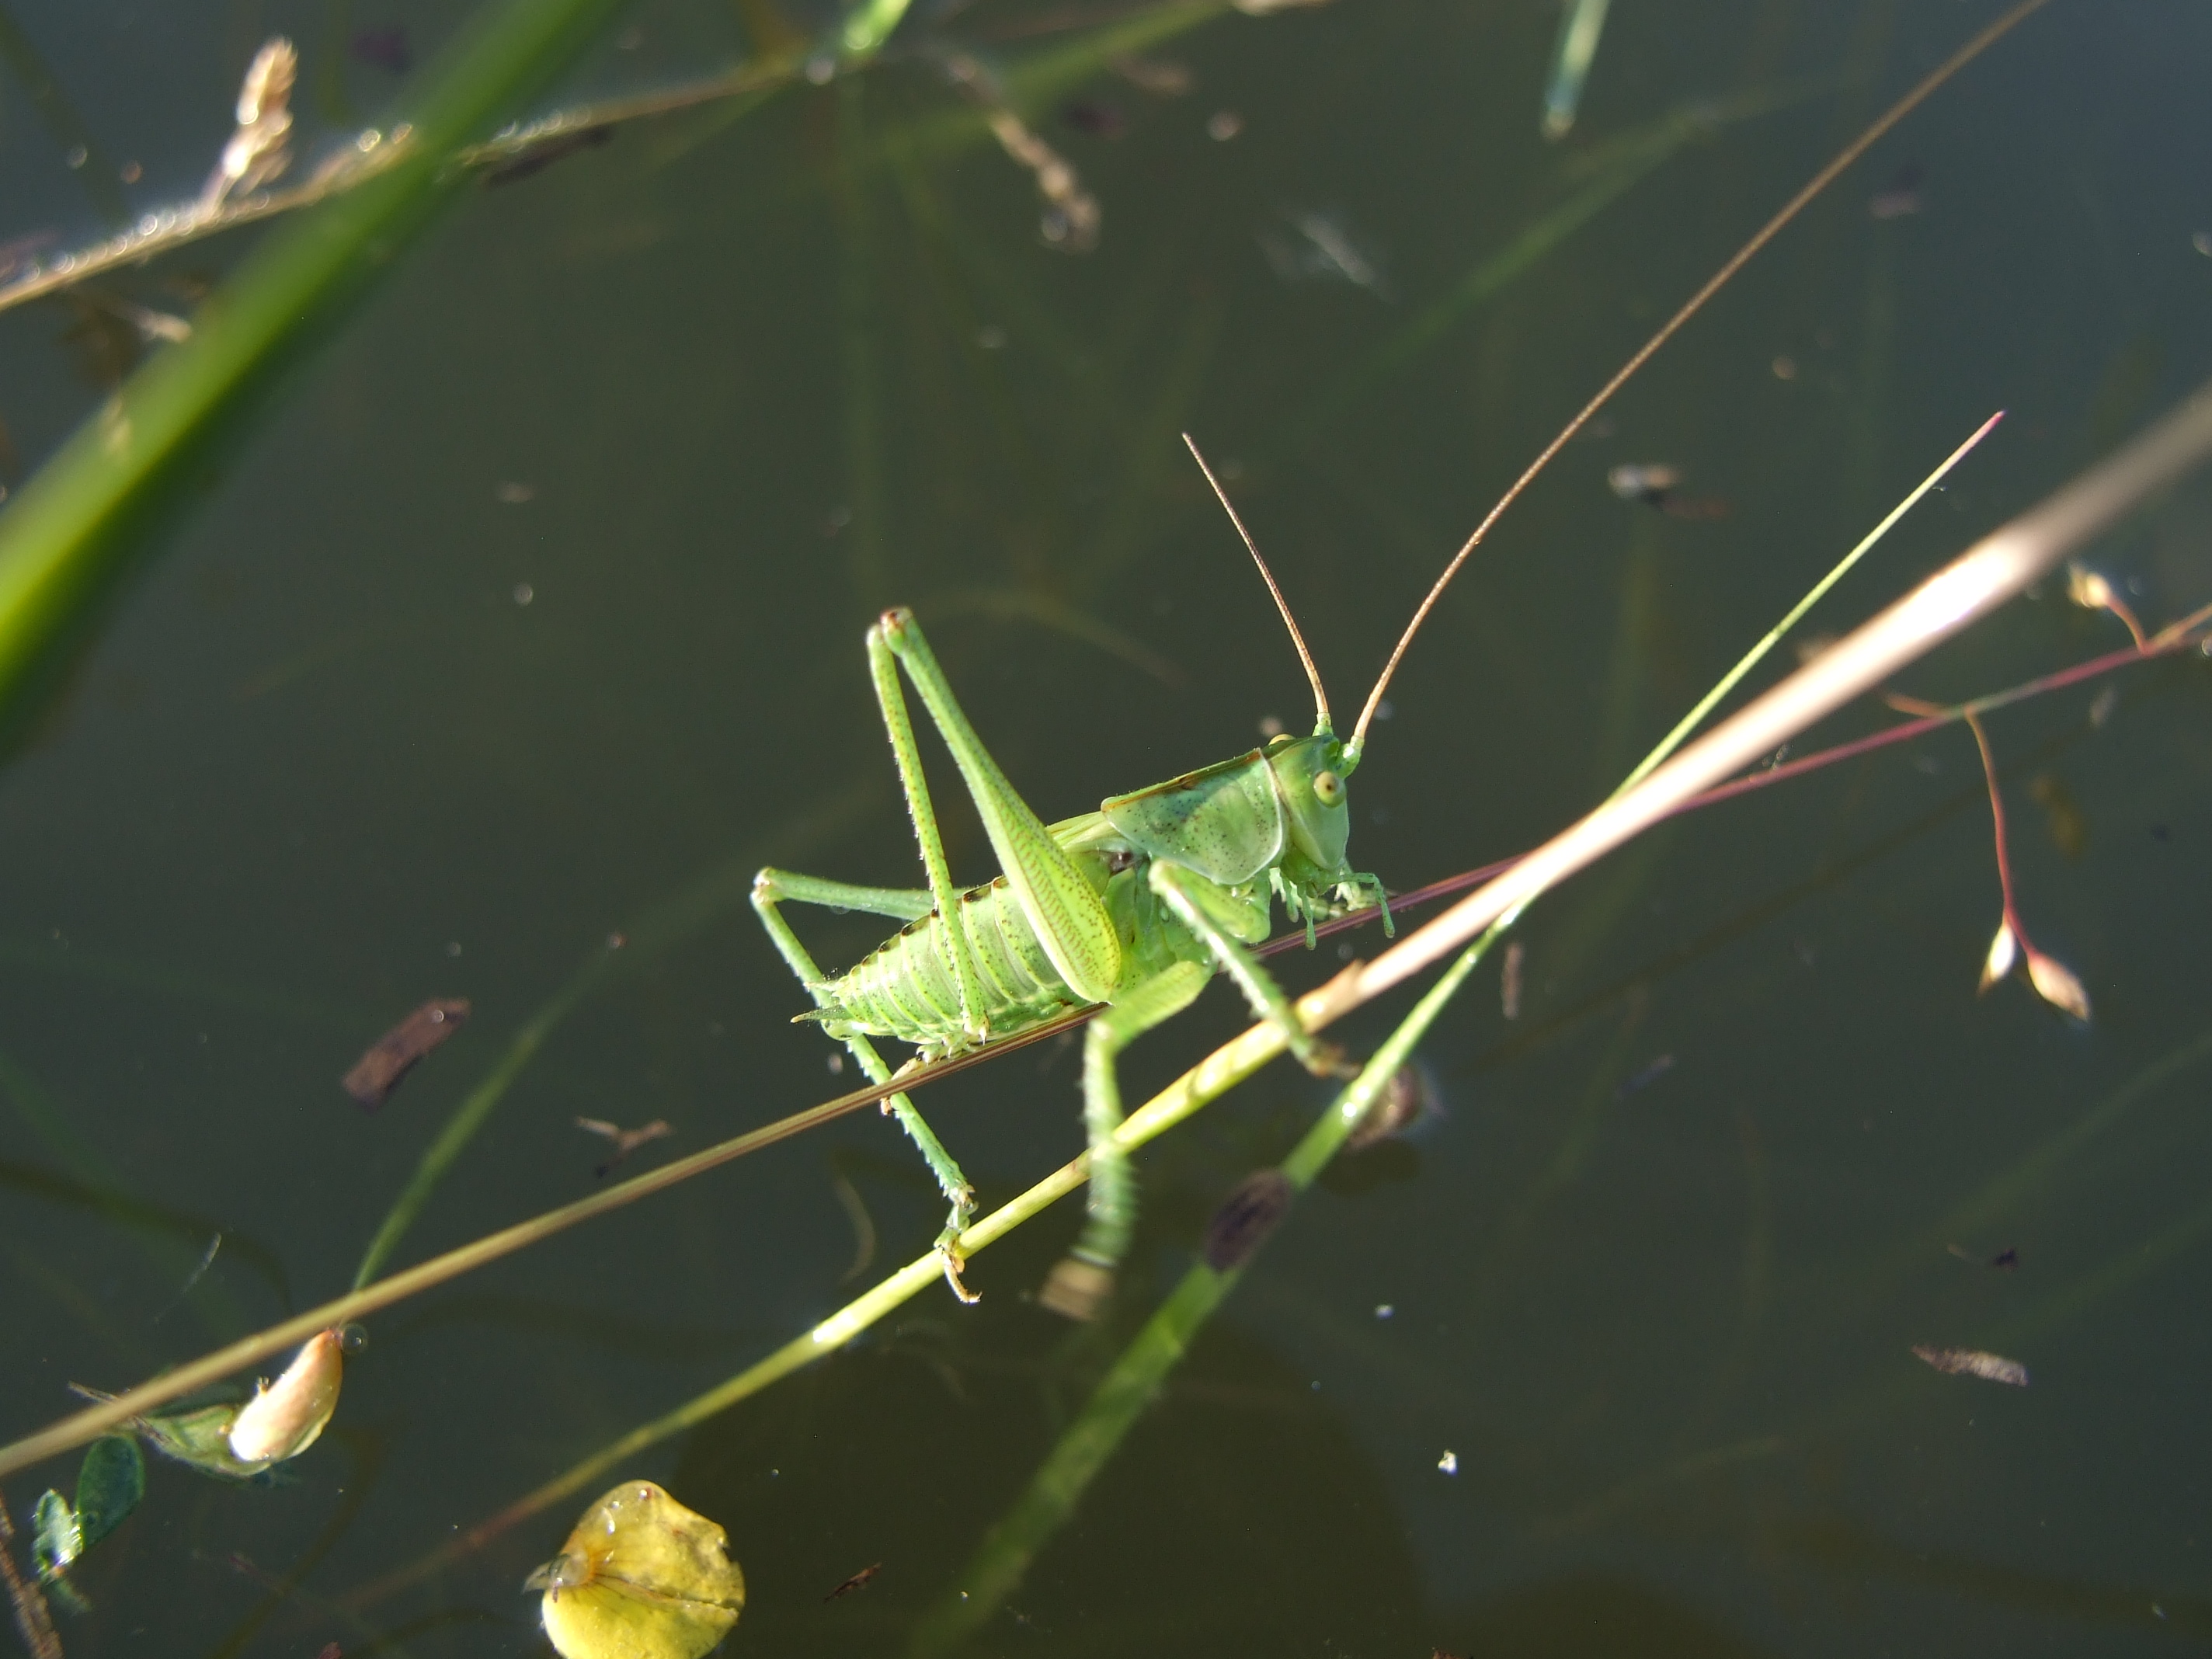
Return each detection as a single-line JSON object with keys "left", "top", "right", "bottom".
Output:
{"left": 1362, "top": 379, "right": 2212, "bottom": 997}
{"left": 0, "top": 1014, "right": 1088, "bottom": 1482}
{"left": 350, "top": 381, "right": 2212, "bottom": 1591}
{"left": 1347, "top": 0, "right": 2054, "bottom": 746}
{"left": 6, "top": 384, "right": 2212, "bottom": 1490}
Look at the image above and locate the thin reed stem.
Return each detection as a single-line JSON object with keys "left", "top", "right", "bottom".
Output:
{"left": 1618, "top": 410, "right": 2005, "bottom": 794}
{"left": 1348, "top": 0, "right": 2055, "bottom": 746}
{"left": 916, "top": 919, "right": 1511, "bottom": 1653}
{"left": 11, "top": 383, "right": 2210, "bottom": 1489}
{"left": 1362, "top": 380, "right": 2212, "bottom": 996}
{"left": 1960, "top": 708, "right": 2026, "bottom": 941}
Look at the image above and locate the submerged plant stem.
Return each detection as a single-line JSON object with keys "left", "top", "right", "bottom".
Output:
{"left": 351, "top": 784, "right": 876, "bottom": 1288}
{"left": 916, "top": 920, "right": 1508, "bottom": 1653}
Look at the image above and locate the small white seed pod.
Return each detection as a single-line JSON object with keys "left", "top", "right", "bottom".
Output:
{"left": 226, "top": 1327, "right": 344, "bottom": 1465}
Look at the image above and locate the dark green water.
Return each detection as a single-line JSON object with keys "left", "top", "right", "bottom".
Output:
{"left": 2, "top": 1, "right": 2210, "bottom": 1653}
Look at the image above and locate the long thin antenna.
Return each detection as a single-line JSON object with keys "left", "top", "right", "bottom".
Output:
{"left": 1184, "top": 433, "right": 1333, "bottom": 731}
{"left": 1348, "top": 0, "right": 2052, "bottom": 751}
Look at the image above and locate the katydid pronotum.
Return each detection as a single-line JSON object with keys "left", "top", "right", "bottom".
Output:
{"left": 753, "top": 443, "right": 1392, "bottom": 1318}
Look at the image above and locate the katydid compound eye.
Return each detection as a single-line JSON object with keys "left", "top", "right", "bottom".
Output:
{"left": 1312, "top": 770, "right": 1342, "bottom": 806}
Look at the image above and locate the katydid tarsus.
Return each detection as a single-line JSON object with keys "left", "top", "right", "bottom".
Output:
{"left": 753, "top": 0, "right": 2047, "bottom": 1318}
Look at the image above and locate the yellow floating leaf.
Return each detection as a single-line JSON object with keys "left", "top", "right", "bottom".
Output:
{"left": 528, "top": 1481, "right": 745, "bottom": 1659}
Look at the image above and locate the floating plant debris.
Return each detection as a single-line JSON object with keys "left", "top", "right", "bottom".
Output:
{"left": 0, "top": 1493, "right": 61, "bottom": 1659}
{"left": 343, "top": 998, "right": 470, "bottom": 1108}
{"left": 1112, "top": 54, "right": 1191, "bottom": 96}
{"left": 1345, "top": 1060, "right": 1435, "bottom": 1151}
{"left": 1607, "top": 462, "right": 1681, "bottom": 503}
{"left": 1868, "top": 160, "right": 1925, "bottom": 220}
{"left": 1616, "top": 1052, "right": 1675, "bottom": 1099}
{"left": 1202, "top": 1169, "right": 1293, "bottom": 1271}
{"left": 153, "top": 1230, "right": 224, "bottom": 1323}
{"left": 484, "top": 125, "right": 614, "bottom": 187}
{"left": 2021, "top": 944, "right": 2091, "bottom": 1021}
{"left": 1608, "top": 462, "right": 1729, "bottom": 518}
{"left": 823, "top": 1561, "right": 882, "bottom": 1602}
{"left": 1500, "top": 940, "right": 1523, "bottom": 1020}
{"left": 941, "top": 51, "right": 1100, "bottom": 252}
{"left": 228, "top": 1327, "right": 346, "bottom": 1464}
{"left": 97, "top": 1396, "right": 267, "bottom": 1480}
{"left": 1911, "top": 1345, "right": 2029, "bottom": 1387}
{"left": 1261, "top": 209, "right": 1391, "bottom": 298}
{"left": 1060, "top": 99, "right": 1125, "bottom": 137}
{"left": 350, "top": 26, "right": 412, "bottom": 73}
{"left": 78, "top": 1327, "right": 350, "bottom": 1479}
{"left": 527, "top": 1481, "right": 744, "bottom": 1659}
{"left": 30, "top": 1435, "right": 143, "bottom": 1604}
{"left": 200, "top": 38, "right": 297, "bottom": 217}
{"left": 576, "top": 1116, "right": 673, "bottom": 1177}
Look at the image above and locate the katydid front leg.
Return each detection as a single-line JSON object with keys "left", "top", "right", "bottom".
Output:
{"left": 1147, "top": 861, "right": 1343, "bottom": 1079}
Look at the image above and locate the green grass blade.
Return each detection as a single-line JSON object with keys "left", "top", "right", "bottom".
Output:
{"left": 0, "top": 0, "right": 629, "bottom": 740}
{"left": 916, "top": 918, "right": 1508, "bottom": 1654}
{"left": 1614, "top": 410, "right": 2005, "bottom": 795}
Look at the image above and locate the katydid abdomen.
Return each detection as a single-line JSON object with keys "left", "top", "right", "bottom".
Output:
{"left": 810, "top": 860, "right": 1118, "bottom": 1057}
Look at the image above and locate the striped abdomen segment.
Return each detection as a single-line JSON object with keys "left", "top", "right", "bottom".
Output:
{"left": 816, "top": 875, "right": 1083, "bottom": 1055}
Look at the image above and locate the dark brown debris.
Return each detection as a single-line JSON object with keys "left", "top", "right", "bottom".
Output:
{"left": 576, "top": 1116, "right": 673, "bottom": 1177}
{"left": 342, "top": 998, "right": 471, "bottom": 1109}
{"left": 1202, "top": 1169, "right": 1293, "bottom": 1271}
{"left": 482, "top": 125, "right": 613, "bottom": 187}
{"left": 824, "top": 1561, "right": 881, "bottom": 1602}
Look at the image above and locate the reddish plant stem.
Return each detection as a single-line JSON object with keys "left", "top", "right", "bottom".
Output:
{"left": 1279, "top": 616, "right": 2212, "bottom": 957}
{"left": 1960, "top": 706, "right": 2029, "bottom": 946}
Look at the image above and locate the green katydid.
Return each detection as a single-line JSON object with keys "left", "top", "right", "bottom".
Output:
{"left": 753, "top": 440, "right": 1402, "bottom": 1318}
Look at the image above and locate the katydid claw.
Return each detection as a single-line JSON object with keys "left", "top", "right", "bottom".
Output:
{"left": 1292, "top": 1035, "right": 1355, "bottom": 1079}
{"left": 937, "top": 1245, "right": 981, "bottom": 1305}
{"left": 1271, "top": 1014, "right": 1341, "bottom": 1076}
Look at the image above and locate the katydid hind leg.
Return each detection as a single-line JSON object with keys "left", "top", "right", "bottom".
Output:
{"left": 750, "top": 876, "right": 977, "bottom": 1245}
{"left": 866, "top": 623, "right": 991, "bottom": 1043}
{"left": 1041, "top": 962, "right": 1211, "bottom": 1321}
{"left": 876, "top": 608, "right": 1124, "bottom": 1006}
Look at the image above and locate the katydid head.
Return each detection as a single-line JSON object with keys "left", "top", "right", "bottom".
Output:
{"left": 1262, "top": 730, "right": 1355, "bottom": 871}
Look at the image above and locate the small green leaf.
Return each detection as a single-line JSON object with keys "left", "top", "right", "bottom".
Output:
{"left": 132, "top": 1400, "right": 268, "bottom": 1480}
{"left": 29, "top": 1487, "right": 79, "bottom": 1579}
{"left": 73, "top": 1435, "right": 144, "bottom": 1550}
